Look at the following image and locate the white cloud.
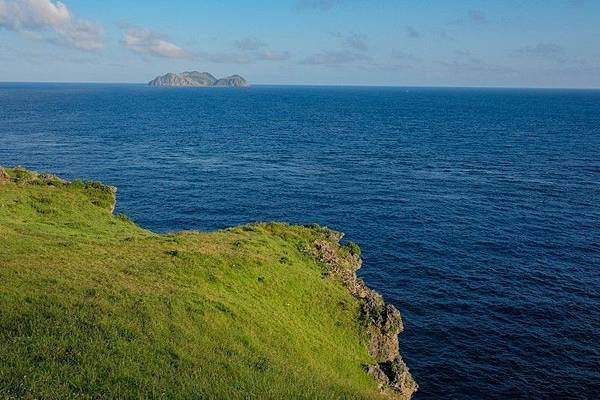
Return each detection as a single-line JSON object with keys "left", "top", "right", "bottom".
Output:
{"left": 234, "top": 37, "right": 266, "bottom": 51}
{"left": 296, "top": 0, "right": 341, "bottom": 11}
{"left": 406, "top": 26, "right": 421, "bottom": 39}
{"left": 343, "top": 32, "right": 368, "bottom": 52}
{"left": 120, "top": 27, "right": 190, "bottom": 59}
{"left": 201, "top": 51, "right": 251, "bottom": 64}
{"left": 302, "top": 50, "right": 370, "bottom": 65}
{"left": 468, "top": 9, "right": 488, "bottom": 24}
{"left": 0, "top": 0, "right": 104, "bottom": 50}
{"left": 392, "top": 50, "right": 422, "bottom": 62}
{"left": 121, "top": 29, "right": 290, "bottom": 63}
{"left": 513, "top": 43, "right": 567, "bottom": 61}
{"left": 255, "top": 49, "right": 290, "bottom": 61}
{"left": 233, "top": 36, "right": 291, "bottom": 62}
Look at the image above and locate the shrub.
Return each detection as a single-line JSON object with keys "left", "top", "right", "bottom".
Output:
{"left": 345, "top": 241, "right": 361, "bottom": 258}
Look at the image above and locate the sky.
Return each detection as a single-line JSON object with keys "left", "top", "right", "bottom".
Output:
{"left": 0, "top": 0, "right": 599, "bottom": 88}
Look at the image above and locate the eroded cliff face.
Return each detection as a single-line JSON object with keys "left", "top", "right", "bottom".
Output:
{"left": 214, "top": 75, "right": 249, "bottom": 87}
{"left": 313, "top": 233, "right": 417, "bottom": 400}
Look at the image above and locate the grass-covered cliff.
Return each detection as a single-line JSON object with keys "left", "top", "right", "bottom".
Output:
{"left": 0, "top": 167, "right": 416, "bottom": 399}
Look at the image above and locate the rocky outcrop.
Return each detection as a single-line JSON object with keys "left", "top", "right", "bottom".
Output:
{"left": 214, "top": 75, "right": 249, "bottom": 87}
{"left": 0, "top": 168, "right": 9, "bottom": 184}
{"left": 149, "top": 71, "right": 248, "bottom": 87}
{"left": 180, "top": 71, "right": 218, "bottom": 86}
{"left": 313, "top": 235, "right": 417, "bottom": 400}
{"left": 0, "top": 167, "right": 66, "bottom": 186}
{"left": 149, "top": 71, "right": 217, "bottom": 87}
{"left": 149, "top": 73, "right": 197, "bottom": 87}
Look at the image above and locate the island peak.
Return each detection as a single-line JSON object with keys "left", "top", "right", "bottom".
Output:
{"left": 149, "top": 71, "right": 249, "bottom": 87}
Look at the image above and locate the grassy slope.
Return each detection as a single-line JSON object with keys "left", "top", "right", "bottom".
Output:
{"left": 0, "top": 168, "right": 388, "bottom": 399}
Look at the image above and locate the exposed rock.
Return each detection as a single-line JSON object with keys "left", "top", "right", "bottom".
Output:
{"left": 214, "top": 75, "right": 249, "bottom": 87}
{"left": 107, "top": 185, "right": 117, "bottom": 214}
{"left": 368, "top": 364, "right": 390, "bottom": 388}
{"left": 149, "top": 71, "right": 248, "bottom": 87}
{"left": 0, "top": 167, "right": 67, "bottom": 185}
{"left": 370, "top": 357, "right": 416, "bottom": 400}
{"left": 0, "top": 168, "right": 9, "bottom": 184}
{"left": 149, "top": 73, "right": 196, "bottom": 87}
{"left": 149, "top": 71, "right": 218, "bottom": 87}
{"left": 313, "top": 239, "right": 417, "bottom": 399}
{"left": 365, "top": 302, "right": 402, "bottom": 362}
{"left": 180, "top": 71, "right": 217, "bottom": 86}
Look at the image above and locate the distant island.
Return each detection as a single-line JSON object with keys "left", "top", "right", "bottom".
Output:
{"left": 149, "top": 71, "right": 249, "bottom": 87}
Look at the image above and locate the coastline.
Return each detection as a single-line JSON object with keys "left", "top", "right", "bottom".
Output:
{"left": 312, "top": 231, "right": 417, "bottom": 399}
{"left": 0, "top": 167, "right": 416, "bottom": 399}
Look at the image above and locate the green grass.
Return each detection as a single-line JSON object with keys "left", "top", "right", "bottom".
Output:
{"left": 0, "top": 167, "right": 390, "bottom": 399}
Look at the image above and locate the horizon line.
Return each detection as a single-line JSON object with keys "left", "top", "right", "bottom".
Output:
{"left": 1, "top": 81, "right": 599, "bottom": 91}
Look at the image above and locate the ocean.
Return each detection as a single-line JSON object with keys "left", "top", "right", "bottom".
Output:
{"left": 1, "top": 83, "right": 599, "bottom": 399}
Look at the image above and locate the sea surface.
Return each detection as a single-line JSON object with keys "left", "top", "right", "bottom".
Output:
{"left": 1, "top": 83, "right": 599, "bottom": 399}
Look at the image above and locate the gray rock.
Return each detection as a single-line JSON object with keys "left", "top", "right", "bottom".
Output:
{"left": 0, "top": 168, "right": 9, "bottom": 184}
{"left": 149, "top": 72, "right": 199, "bottom": 87}
{"left": 214, "top": 75, "right": 249, "bottom": 87}
{"left": 180, "top": 71, "right": 217, "bottom": 86}
{"left": 148, "top": 71, "right": 248, "bottom": 87}
{"left": 312, "top": 237, "right": 417, "bottom": 399}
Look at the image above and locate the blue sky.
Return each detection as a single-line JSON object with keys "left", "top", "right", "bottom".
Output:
{"left": 1, "top": 0, "right": 599, "bottom": 87}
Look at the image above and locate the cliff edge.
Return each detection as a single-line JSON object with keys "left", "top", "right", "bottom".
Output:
{"left": 312, "top": 234, "right": 417, "bottom": 399}
{"left": 0, "top": 167, "right": 415, "bottom": 399}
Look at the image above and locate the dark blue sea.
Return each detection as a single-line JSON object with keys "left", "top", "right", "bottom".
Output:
{"left": 1, "top": 83, "right": 599, "bottom": 399}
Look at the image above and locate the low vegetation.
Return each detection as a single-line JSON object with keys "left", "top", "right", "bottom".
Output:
{"left": 0, "top": 167, "right": 403, "bottom": 399}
